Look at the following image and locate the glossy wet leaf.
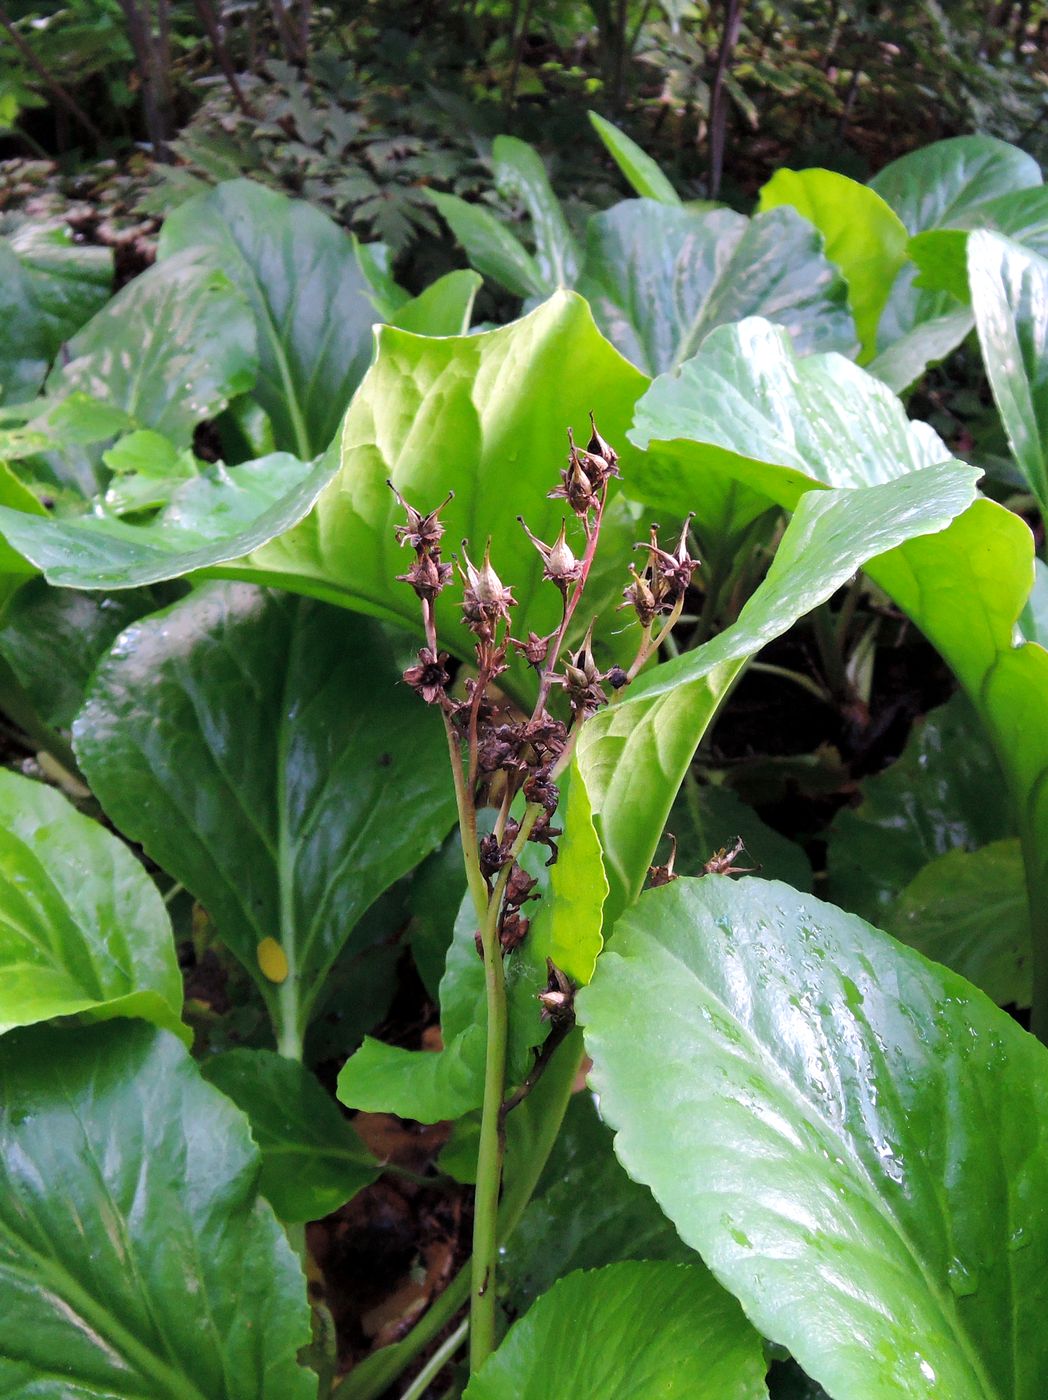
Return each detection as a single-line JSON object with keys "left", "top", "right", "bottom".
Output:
{"left": 0, "top": 450, "right": 335, "bottom": 589}
{"left": 868, "top": 135, "right": 1042, "bottom": 238}
{"left": 389, "top": 269, "right": 481, "bottom": 334}
{"left": 0, "top": 579, "right": 165, "bottom": 732}
{"left": 427, "top": 189, "right": 545, "bottom": 298}
{"left": 580, "top": 875, "right": 1048, "bottom": 1400}
{"left": 0, "top": 220, "right": 112, "bottom": 404}
{"left": 576, "top": 203, "right": 856, "bottom": 377}
{"left": 159, "top": 179, "right": 378, "bottom": 458}
{"left": 890, "top": 840, "right": 1030, "bottom": 1008}
{"left": 73, "top": 584, "right": 457, "bottom": 1052}
{"left": 493, "top": 135, "right": 580, "bottom": 290}
{"left": 967, "top": 231, "right": 1048, "bottom": 512}
{"left": 0, "top": 1020, "right": 313, "bottom": 1398}
{"left": 826, "top": 692, "right": 1012, "bottom": 924}
{"left": 578, "top": 465, "right": 979, "bottom": 923}
{"left": 867, "top": 500, "right": 1048, "bottom": 1021}
{"left": 908, "top": 186, "right": 1048, "bottom": 303}
{"left": 501, "top": 1092, "right": 692, "bottom": 1312}
{"left": 868, "top": 136, "right": 1041, "bottom": 384}
{"left": 758, "top": 167, "right": 908, "bottom": 361}
{"left": 465, "top": 1261, "right": 769, "bottom": 1400}
{"left": 627, "top": 316, "right": 958, "bottom": 538}
{"left": 0, "top": 768, "right": 184, "bottom": 1040}
{"left": 588, "top": 111, "right": 681, "bottom": 204}
{"left": 46, "top": 248, "right": 257, "bottom": 451}
{"left": 226, "top": 293, "right": 648, "bottom": 683}
{"left": 201, "top": 1048, "right": 380, "bottom": 1223}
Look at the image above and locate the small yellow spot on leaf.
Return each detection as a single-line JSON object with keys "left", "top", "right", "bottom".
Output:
{"left": 257, "top": 937, "right": 289, "bottom": 983}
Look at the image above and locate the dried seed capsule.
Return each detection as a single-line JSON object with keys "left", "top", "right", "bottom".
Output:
{"left": 402, "top": 647, "right": 450, "bottom": 704}
{"left": 388, "top": 481, "right": 454, "bottom": 552}
{"left": 518, "top": 516, "right": 583, "bottom": 588}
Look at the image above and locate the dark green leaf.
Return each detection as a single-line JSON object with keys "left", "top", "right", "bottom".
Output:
{"left": 0, "top": 1020, "right": 314, "bottom": 1398}
{"left": 0, "top": 768, "right": 185, "bottom": 1040}
{"left": 159, "top": 179, "right": 379, "bottom": 458}
{"left": 501, "top": 1093, "right": 693, "bottom": 1313}
{"left": 576, "top": 204, "right": 856, "bottom": 376}
{"left": 869, "top": 135, "right": 1042, "bottom": 237}
{"left": 581, "top": 875, "right": 1048, "bottom": 1400}
{"left": 667, "top": 778, "right": 813, "bottom": 891}
{"left": 0, "top": 220, "right": 112, "bottom": 405}
{"left": 73, "top": 584, "right": 457, "bottom": 1054}
{"left": 826, "top": 692, "right": 1012, "bottom": 924}
{"left": 465, "top": 1262, "right": 769, "bottom": 1400}
{"left": 889, "top": 840, "right": 1030, "bottom": 1008}
{"left": 427, "top": 190, "right": 545, "bottom": 298}
{"left": 46, "top": 249, "right": 257, "bottom": 450}
{"left": 201, "top": 1048, "right": 380, "bottom": 1222}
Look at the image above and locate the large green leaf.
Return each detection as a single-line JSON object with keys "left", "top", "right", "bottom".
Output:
{"left": 201, "top": 1048, "right": 380, "bottom": 1223}
{"left": 0, "top": 768, "right": 185, "bottom": 1041}
{"left": 427, "top": 189, "right": 545, "bottom": 299}
{"left": 580, "top": 875, "right": 1048, "bottom": 1400}
{"left": 758, "top": 167, "right": 908, "bottom": 361}
{"left": 0, "top": 450, "right": 335, "bottom": 590}
{"left": 627, "top": 316, "right": 956, "bottom": 538}
{"left": 0, "top": 579, "right": 165, "bottom": 732}
{"left": 577, "top": 465, "right": 979, "bottom": 924}
{"left": 588, "top": 111, "right": 682, "bottom": 205}
{"left": 889, "top": 840, "right": 1030, "bottom": 1008}
{"left": 908, "top": 187, "right": 1048, "bottom": 303}
{"left": 46, "top": 248, "right": 257, "bottom": 451}
{"left": 0, "top": 220, "right": 112, "bottom": 405}
{"left": 967, "top": 231, "right": 1048, "bottom": 512}
{"left": 493, "top": 135, "right": 581, "bottom": 290}
{"left": 576, "top": 203, "right": 856, "bottom": 377}
{"left": 826, "top": 692, "right": 1012, "bottom": 924}
{"left": 869, "top": 135, "right": 1042, "bottom": 237}
{"left": 465, "top": 1261, "right": 769, "bottom": 1400}
{"left": 0, "top": 1020, "right": 313, "bottom": 1398}
{"left": 867, "top": 500, "right": 1048, "bottom": 1031}
{"left": 222, "top": 293, "right": 649, "bottom": 679}
{"left": 158, "top": 179, "right": 378, "bottom": 458}
{"left": 73, "top": 584, "right": 457, "bottom": 1055}
{"left": 501, "top": 1092, "right": 693, "bottom": 1313}
{"left": 867, "top": 136, "right": 1041, "bottom": 387}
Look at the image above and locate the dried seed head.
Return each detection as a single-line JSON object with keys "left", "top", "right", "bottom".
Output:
{"left": 499, "top": 908, "right": 530, "bottom": 953}
{"left": 620, "top": 565, "right": 659, "bottom": 627}
{"left": 396, "top": 551, "right": 453, "bottom": 601}
{"left": 644, "top": 515, "right": 700, "bottom": 603}
{"left": 505, "top": 867, "right": 539, "bottom": 907}
{"left": 523, "top": 766, "right": 559, "bottom": 816}
{"left": 538, "top": 958, "right": 575, "bottom": 1023}
{"left": 648, "top": 833, "right": 678, "bottom": 888}
{"left": 402, "top": 647, "right": 450, "bottom": 705}
{"left": 388, "top": 482, "right": 454, "bottom": 552}
{"left": 702, "top": 835, "right": 759, "bottom": 878}
{"left": 586, "top": 412, "right": 619, "bottom": 473}
{"left": 518, "top": 516, "right": 582, "bottom": 588}
{"left": 459, "top": 539, "right": 517, "bottom": 629}
{"left": 557, "top": 620, "right": 607, "bottom": 719}
{"left": 512, "top": 631, "right": 551, "bottom": 668}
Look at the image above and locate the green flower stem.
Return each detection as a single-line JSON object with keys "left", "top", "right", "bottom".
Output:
{"left": 401, "top": 1319, "right": 469, "bottom": 1400}
{"left": 469, "top": 802, "right": 542, "bottom": 1372}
